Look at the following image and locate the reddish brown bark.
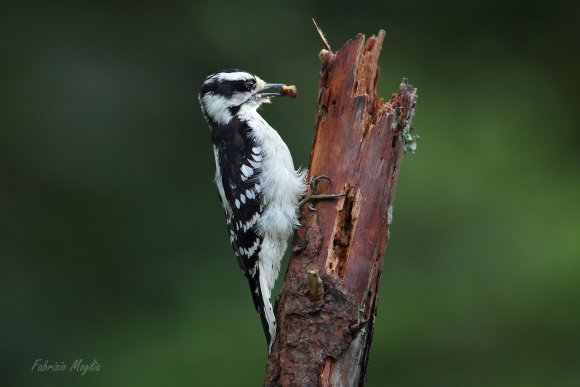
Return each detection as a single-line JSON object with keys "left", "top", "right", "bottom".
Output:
{"left": 264, "top": 30, "right": 417, "bottom": 386}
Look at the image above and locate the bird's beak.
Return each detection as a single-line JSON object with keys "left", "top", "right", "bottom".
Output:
{"left": 255, "top": 83, "right": 286, "bottom": 99}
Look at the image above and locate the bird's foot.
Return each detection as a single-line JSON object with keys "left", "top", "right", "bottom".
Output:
{"left": 299, "top": 175, "right": 345, "bottom": 211}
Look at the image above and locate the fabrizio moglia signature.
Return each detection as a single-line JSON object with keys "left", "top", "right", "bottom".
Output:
{"left": 31, "top": 358, "right": 100, "bottom": 376}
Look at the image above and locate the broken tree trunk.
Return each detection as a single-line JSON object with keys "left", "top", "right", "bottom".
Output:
{"left": 264, "top": 29, "right": 417, "bottom": 386}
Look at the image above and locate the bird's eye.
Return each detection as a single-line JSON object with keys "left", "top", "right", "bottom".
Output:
{"left": 244, "top": 79, "right": 256, "bottom": 91}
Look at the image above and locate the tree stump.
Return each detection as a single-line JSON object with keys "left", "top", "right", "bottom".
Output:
{"left": 265, "top": 28, "right": 418, "bottom": 387}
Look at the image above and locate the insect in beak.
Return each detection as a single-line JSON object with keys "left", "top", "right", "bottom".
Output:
{"left": 255, "top": 83, "right": 297, "bottom": 99}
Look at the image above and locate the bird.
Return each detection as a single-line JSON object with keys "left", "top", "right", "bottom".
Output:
{"left": 198, "top": 69, "right": 307, "bottom": 351}
{"left": 198, "top": 69, "right": 342, "bottom": 352}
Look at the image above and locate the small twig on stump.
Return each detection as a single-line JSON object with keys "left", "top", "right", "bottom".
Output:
{"left": 265, "top": 26, "right": 418, "bottom": 387}
{"left": 307, "top": 270, "right": 324, "bottom": 302}
{"left": 312, "top": 18, "right": 331, "bottom": 52}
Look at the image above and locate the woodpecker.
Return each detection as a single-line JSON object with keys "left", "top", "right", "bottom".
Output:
{"left": 198, "top": 69, "right": 307, "bottom": 351}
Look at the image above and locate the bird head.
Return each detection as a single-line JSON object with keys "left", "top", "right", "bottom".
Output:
{"left": 199, "top": 69, "right": 291, "bottom": 125}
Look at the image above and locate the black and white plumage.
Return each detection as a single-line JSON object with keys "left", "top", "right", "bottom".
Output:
{"left": 198, "top": 69, "right": 306, "bottom": 350}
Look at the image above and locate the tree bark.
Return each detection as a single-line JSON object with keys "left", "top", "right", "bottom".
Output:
{"left": 264, "top": 29, "right": 417, "bottom": 387}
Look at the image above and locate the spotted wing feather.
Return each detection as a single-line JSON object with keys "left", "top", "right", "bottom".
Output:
{"left": 212, "top": 118, "right": 265, "bottom": 315}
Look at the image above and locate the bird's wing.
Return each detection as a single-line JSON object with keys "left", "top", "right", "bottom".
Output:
{"left": 213, "top": 119, "right": 264, "bottom": 279}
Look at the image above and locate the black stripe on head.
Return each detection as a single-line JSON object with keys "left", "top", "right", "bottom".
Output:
{"left": 200, "top": 69, "right": 256, "bottom": 99}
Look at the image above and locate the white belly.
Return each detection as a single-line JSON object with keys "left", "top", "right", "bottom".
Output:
{"left": 243, "top": 111, "right": 306, "bottom": 293}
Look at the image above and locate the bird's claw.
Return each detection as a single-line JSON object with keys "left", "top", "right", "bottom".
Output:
{"left": 309, "top": 175, "right": 332, "bottom": 194}
{"left": 299, "top": 175, "right": 344, "bottom": 211}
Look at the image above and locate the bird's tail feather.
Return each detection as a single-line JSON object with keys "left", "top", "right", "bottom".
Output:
{"left": 247, "top": 271, "right": 275, "bottom": 351}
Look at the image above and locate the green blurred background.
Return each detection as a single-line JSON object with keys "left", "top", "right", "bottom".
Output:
{"left": 1, "top": 0, "right": 579, "bottom": 386}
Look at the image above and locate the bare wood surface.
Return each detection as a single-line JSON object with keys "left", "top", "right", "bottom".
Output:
{"left": 265, "top": 29, "right": 418, "bottom": 387}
